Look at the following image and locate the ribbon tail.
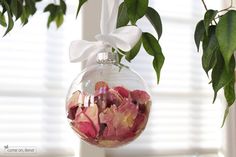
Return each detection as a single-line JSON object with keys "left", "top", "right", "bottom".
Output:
{"left": 100, "top": 0, "right": 119, "bottom": 35}
{"left": 69, "top": 40, "right": 104, "bottom": 62}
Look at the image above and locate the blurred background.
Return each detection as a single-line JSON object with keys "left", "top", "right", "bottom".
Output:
{"left": 0, "top": 0, "right": 235, "bottom": 157}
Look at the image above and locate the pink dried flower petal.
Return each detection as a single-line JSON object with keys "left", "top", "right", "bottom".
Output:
{"left": 99, "top": 105, "right": 117, "bottom": 138}
{"left": 84, "top": 104, "right": 100, "bottom": 132}
{"left": 114, "top": 86, "right": 130, "bottom": 98}
{"left": 132, "top": 113, "right": 147, "bottom": 133}
{"left": 67, "top": 106, "right": 78, "bottom": 120}
{"left": 106, "top": 89, "right": 123, "bottom": 107}
{"left": 66, "top": 91, "right": 81, "bottom": 110}
{"left": 100, "top": 100, "right": 139, "bottom": 140}
{"left": 131, "top": 90, "right": 150, "bottom": 105}
{"left": 73, "top": 104, "right": 100, "bottom": 138}
{"left": 77, "top": 121, "right": 97, "bottom": 138}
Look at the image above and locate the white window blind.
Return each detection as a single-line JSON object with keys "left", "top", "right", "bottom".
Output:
{"left": 0, "top": 2, "right": 81, "bottom": 156}
{"left": 106, "top": 0, "right": 224, "bottom": 157}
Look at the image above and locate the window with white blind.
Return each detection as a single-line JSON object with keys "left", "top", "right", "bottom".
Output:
{"left": 0, "top": 2, "right": 81, "bottom": 156}
{"left": 0, "top": 0, "right": 232, "bottom": 157}
{"left": 106, "top": 0, "right": 225, "bottom": 157}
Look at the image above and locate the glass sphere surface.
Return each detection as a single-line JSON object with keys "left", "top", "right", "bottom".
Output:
{"left": 66, "top": 52, "right": 151, "bottom": 148}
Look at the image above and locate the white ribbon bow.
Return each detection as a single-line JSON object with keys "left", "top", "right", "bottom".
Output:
{"left": 69, "top": 0, "right": 142, "bottom": 63}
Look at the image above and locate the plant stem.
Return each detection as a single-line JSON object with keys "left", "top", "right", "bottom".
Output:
{"left": 218, "top": 0, "right": 236, "bottom": 13}
{"left": 201, "top": 0, "right": 208, "bottom": 11}
{"left": 219, "top": 6, "right": 231, "bottom": 13}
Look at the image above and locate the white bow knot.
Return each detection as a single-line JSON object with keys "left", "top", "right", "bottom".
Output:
{"left": 69, "top": 0, "right": 142, "bottom": 63}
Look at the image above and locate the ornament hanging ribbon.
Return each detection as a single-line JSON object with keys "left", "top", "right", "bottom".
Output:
{"left": 69, "top": 0, "right": 142, "bottom": 62}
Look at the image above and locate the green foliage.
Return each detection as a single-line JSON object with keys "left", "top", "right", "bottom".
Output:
{"left": 76, "top": 0, "right": 87, "bottom": 18}
{"left": 116, "top": 1, "right": 164, "bottom": 83}
{"left": 202, "top": 25, "right": 218, "bottom": 76}
{"left": 125, "top": 38, "right": 142, "bottom": 62}
{"left": 216, "top": 10, "right": 236, "bottom": 71}
{"left": 0, "top": 0, "right": 164, "bottom": 83}
{"left": 203, "top": 10, "right": 217, "bottom": 35}
{"left": 194, "top": 20, "right": 205, "bottom": 52}
{"left": 0, "top": 0, "right": 14, "bottom": 36}
{"left": 195, "top": 8, "right": 236, "bottom": 126}
{"left": 44, "top": 0, "right": 66, "bottom": 28}
{"left": 117, "top": 2, "right": 129, "bottom": 28}
{"left": 0, "top": 0, "right": 66, "bottom": 35}
{"left": 142, "top": 32, "right": 165, "bottom": 83}
{"left": 145, "top": 7, "right": 162, "bottom": 40}
{"left": 124, "top": 0, "right": 148, "bottom": 24}
{"left": 0, "top": 11, "right": 7, "bottom": 27}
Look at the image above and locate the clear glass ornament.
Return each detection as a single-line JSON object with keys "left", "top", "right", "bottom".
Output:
{"left": 66, "top": 51, "right": 152, "bottom": 148}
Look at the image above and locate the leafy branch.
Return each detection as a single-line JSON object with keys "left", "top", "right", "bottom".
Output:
{"left": 0, "top": 0, "right": 165, "bottom": 84}
{"left": 0, "top": 0, "right": 67, "bottom": 36}
{"left": 115, "top": 0, "right": 164, "bottom": 83}
{"left": 195, "top": 0, "right": 236, "bottom": 126}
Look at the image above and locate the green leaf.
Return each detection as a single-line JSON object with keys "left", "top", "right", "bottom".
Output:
{"left": 202, "top": 26, "right": 218, "bottom": 75}
{"left": 125, "top": 38, "right": 142, "bottom": 62}
{"left": 222, "top": 75, "right": 236, "bottom": 127}
{"left": 125, "top": 0, "right": 148, "bottom": 24}
{"left": 25, "top": 0, "right": 36, "bottom": 15}
{"left": 44, "top": 4, "right": 58, "bottom": 28}
{"left": 44, "top": 4, "right": 56, "bottom": 12}
{"left": 145, "top": 7, "right": 162, "bottom": 40}
{"left": 117, "top": 2, "right": 129, "bottom": 28}
{"left": 224, "top": 77, "right": 235, "bottom": 106}
{"left": 221, "top": 107, "right": 230, "bottom": 128}
{"left": 203, "top": 9, "right": 217, "bottom": 35}
{"left": 60, "top": 0, "right": 67, "bottom": 14}
{"left": 153, "top": 55, "right": 165, "bottom": 84}
{"left": 10, "top": 0, "right": 23, "bottom": 20}
{"left": 55, "top": 13, "right": 64, "bottom": 28}
{"left": 1, "top": 0, "right": 14, "bottom": 36}
{"left": 0, "top": 11, "right": 7, "bottom": 27}
{"left": 211, "top": 52, "right": 235, "bottom": 103}
{"left": 76, "top": 0, "right": 87, "bottom": 18}
{"left": 194, "top": 20, "right": 205, "bottom": 52}
{"left": 216, "top": 10, "right": 236, "bottom": 71}
{"left": 20, "top": 6, "right": 30, "bottom": 25}
{"left": 142, "top": 32, "right": 165, "bottom": 83}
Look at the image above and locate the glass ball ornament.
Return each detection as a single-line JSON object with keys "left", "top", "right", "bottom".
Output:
{"left": 66, "top": 51, "right": 152, "bottom": 148}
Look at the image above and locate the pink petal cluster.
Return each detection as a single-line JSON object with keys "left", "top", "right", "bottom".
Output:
{"left": 66, "top": 81, "right": 151, "bottom": 147}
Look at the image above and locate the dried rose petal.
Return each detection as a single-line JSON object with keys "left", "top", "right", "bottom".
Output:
{"left": 72, "top": 104, "right": 100, "bottom": 138}
{"left": 66, "top": 91, "right": 80, "bottom": 110}
{"left": 106, "top": 89, "right": 123, "bottom": 107}
{"left": 114, "top": 86, "right": 130, "bottom": 98}
{"left": 132, "top": 113, "right": 147, "bottom": 133}
{"left": 95, "top": 81, "right": 109, "bottom": 93}
{"left": 67, "top": 106, "right": 78, "bottom": 120}
{"left": 78, "top": 122, "right": 97, "bottom": 138}
{"left": 94, "top": 93, "right": 107, "bottom": 111}
{"left": 84, "top": 104, "right": 100, "bottom": 132}
{"left": 72, "top": 121, "right": 97, "bottom": 138}
{"left": 99, "top": 105, "right": 117, "bottom": 138}
{"left": 100, "top": 100, "right": 138, "bottom": 140}
{"left": 131, "top": 90, "right": 150, "bottom": 105}
{"left": 67, "top": 82, "right": 152, "bottom": 147}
